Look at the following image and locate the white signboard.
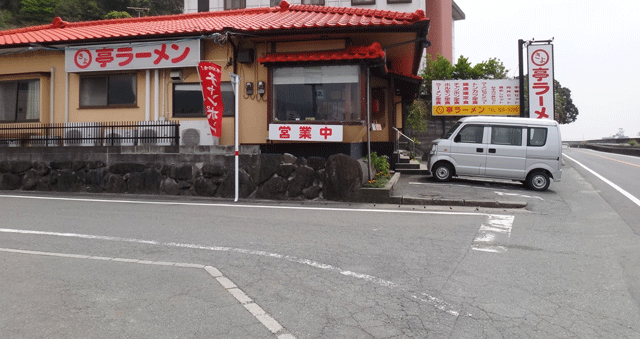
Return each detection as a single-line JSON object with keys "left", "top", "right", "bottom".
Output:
{"left": 527, "top": 44, "right": 555, "bottom": 120}
{"left": 432, "top": 79, "right": 520, "bottom": 116}
{"left": 269, "top": 124, "right": 343, "bottom": 142}
{"left": 65, "top": 40, "right": 200, "bottom": 72}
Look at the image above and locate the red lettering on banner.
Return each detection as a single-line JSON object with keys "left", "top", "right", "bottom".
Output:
{"left": 299, "top": 126, "right": 312, "bottom": 139}
{"left": 136, "top": 52, "right": 152, "bottom": 58}
{"left": 170, "top": 44, "right": 191, "bottom": 63}
{"left": 279, "top": 126, "right": 292, "bottom": 139}
{"left": 535, "top": 107, "right": 549, "bottom": 119}
{"left": 116, "top": 47, "right": 134, "bottom": 66}
{"left": 319, "top": 127, "right": 332, "bottom": 139}
{"left": 95, "top": 48, "right": 114, "bottom": 67}
{"left": 154, "top": 44, "right": 170, "bottom": 65}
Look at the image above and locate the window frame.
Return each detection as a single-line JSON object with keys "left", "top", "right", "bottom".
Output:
{"left": 351, "top": 0, "right": 375, "bottom": 4}
{"left": 490, "top": 125, "right": 523, "bottom": 146}
{"left": 172, "top": 82, "right": 235, "bottom": 118}
{"left": 79, "top": 73, "right": 137, "bottom": 109}
{"left": 454, "top": 124, "right": 484, "bottom": 144}
{"left": 224, "top": 0, "right": 246, "bottom": 10}
{"left": 270, "top": 64, "right": 363, "bottom": 124}
{"left": 0, "top": 78, "right": 41, "bottom": 123}
{"left": 198, "top": 0, "right": 209, "bottom": 12}
{"left": 301, "top": 0, "right": 325, "bottom": 5}
{"left": 386, "top": 0, "right": 411, "bottom": 4}
{"left": 527, "top": 127, "right": 548, "bottom": 147}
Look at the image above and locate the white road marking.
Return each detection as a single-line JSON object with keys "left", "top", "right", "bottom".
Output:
{"left": 494, "top": 191, "right": 544, "bottom": 200}
{"left": 0, "top": 194, "right": 512, "bottom": 318}
{"left": 472, "top": 214, "right": 515, "bottom": 253}
{"left": 0, "top": 226, "right": 467, "bottom": 317}
{"left": 564, "top": 154, "right": 640, "bottom": 208}
{"left": 0, "top": 247, "right": 294, "bottom": 339}
{"left": 0, "top": 193, "right": 489, "bottom": 217}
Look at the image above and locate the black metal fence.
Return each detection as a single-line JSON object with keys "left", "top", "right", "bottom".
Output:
{"left": 0, "top": 121, "right": 179, "bottom": 147}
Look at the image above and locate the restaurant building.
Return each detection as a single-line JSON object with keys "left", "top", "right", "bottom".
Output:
{"left": 0, "top": 1, "right": 429, "bottom": 158}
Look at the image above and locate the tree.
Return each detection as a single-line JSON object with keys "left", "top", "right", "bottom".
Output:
{"left": 19, "top": 0, "right": 57, "bottom": 25}
{"left": 104, "top": 10, "right": 131, "bottom": 19}
{"left": 554, "top": 80, "right": 578, "bottom": 124}
{"left": 55, "top": 0, "right": 104, "bottom": 22}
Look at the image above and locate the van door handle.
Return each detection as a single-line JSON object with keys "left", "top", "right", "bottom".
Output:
{"left": 488, "top": 148, "right": 496, "bottom": 153}
{"left": 476, "top": 148, "right": 484, "bottom": 153}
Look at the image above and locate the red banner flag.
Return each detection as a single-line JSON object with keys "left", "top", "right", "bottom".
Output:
{"left": 197, "top": 61, "right": 224, "bottom": 138}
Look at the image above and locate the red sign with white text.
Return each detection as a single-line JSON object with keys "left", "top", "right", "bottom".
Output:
{"left": 198, "top": 62, "right": 224, "bottom": 138}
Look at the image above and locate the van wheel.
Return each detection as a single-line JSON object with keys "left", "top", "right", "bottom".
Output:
{"left": 526, "top": 171, "right": 550, "bottom": 191}
{"left": 432, "top": 162, "right": 453, "bottom": 182}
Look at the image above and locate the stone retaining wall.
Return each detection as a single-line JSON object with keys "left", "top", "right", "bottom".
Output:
{"left": 0, "top": 153, "right": 365, "bottom": 201}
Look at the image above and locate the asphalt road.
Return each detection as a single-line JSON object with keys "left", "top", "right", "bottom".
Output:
{"left": 563, "top": 147, "right": 640, "bottom": 235}
{"left": 1, "top": 154, "right": 640, "bottom": 338}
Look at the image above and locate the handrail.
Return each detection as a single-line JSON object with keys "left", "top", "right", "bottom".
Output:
{"left": 392, "top": 127, "right": 415, "bottom": 157}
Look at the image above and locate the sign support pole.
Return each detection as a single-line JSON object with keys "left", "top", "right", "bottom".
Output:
{"left": 230, "top": 73, "right": 240, "bottom": 202}
{"left": 518, "top": 39, "right": 527, "bottom": 117}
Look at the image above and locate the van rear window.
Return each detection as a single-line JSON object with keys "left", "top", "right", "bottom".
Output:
{"left": 528, "top": 127, "right": 547, "bottom": 146}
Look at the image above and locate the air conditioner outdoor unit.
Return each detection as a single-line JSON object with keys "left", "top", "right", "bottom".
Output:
{"left": 138, "top": 121, "right": 175, "bottom": 146}
{"left": 103, "top": 128, "right": 137, "bottom": 146}
{"left": 64, "top": 122, "right": 101, "bottom": 146}
{"left": 30, "top": 135, "right": 61, "bottom": 147}
{"left": 179, "top": 120, "right": 218, "bottom": 146}
{"left": 0, "top": 138, "right": 21, "bottom": 147}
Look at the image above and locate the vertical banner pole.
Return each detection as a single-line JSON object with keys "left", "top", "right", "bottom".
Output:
{"left": 230, "top": 73, "right": 240, "bottom": 202}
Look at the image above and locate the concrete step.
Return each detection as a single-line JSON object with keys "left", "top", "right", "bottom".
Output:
{"left": 394, "top": 161, "right": 430, "bottom": 175}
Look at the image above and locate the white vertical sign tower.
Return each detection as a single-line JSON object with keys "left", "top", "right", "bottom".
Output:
{"left": 527, "top": 43, "right": 555, "bottom": 120}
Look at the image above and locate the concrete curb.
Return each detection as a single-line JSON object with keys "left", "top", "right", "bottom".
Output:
{"left": 358, "top": 173, "right": 527, "bottom": 209}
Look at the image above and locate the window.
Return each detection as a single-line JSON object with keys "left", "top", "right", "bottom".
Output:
{"left": 80, "top": 74, "right": 136, "bottom": 108}
{"left": 173, "top": 82, "right": 235, "bottom": 118}
{"left": 270, "top": 0, "right": 281, "bottom": 6}
{"left": 198, "top": 0, "right": 209, "bottom": 12}
{"left": 272, "top": 65, "right": 360, "bottom": 122}
{"left": 443, "top": 121, "right": 462, "bottom": 139}
{"left": 224, "top": 0, "right": 246, "bottom": 10}
{"left": 491, "top": 126, "right": 522, "bottom": 146}
{"left": 0, "top": 79, "right": 40, "bottom": 122}
{"left": 351, "top": 0, "right": 375, "bottom": 4}
{"left": 528, "top": 127, "right": 548, "bottom": 146}
{"left": 302, "top": 0, "right": 325, "bottom": 4}
{"left": 454, "top": 125, "right": 484, "bottom": 143}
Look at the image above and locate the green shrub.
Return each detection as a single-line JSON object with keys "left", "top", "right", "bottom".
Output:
{"left": 629, "top": 140, "right": 639, "bottom": 147}
{"left": 369, "top": 152, "right": 390, "bottom": 177}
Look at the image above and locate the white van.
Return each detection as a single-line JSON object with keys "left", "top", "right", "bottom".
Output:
{"left": 428, "top": 116, "right": 562, "bottom": 191}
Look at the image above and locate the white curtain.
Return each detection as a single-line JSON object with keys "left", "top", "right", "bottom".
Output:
{"left": 26, "top": 80, "right": 40, "bottom": 120}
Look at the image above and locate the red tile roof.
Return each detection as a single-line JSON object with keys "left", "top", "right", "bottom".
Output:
{"left": 0, "top": 1, "right": 427, "bottom": 47}
{"left": 258, "top": 42, "right": 385, "bottom": 64}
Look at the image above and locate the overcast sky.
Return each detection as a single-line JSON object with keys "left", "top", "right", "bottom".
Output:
{"left": 452, "top": 0, "right": 640, "bottom": 141}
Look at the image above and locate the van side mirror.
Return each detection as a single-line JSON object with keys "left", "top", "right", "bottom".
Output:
{"left": 454, "top": 134, "right": 461, "bottom": 142}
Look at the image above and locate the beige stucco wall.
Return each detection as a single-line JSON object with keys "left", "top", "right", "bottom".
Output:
{"left": 0, "top": 50, "right": 65, "bottom": 125}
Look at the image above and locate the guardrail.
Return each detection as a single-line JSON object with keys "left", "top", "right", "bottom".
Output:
{"left": 0, "top": 121, "right": 179, "bottom": 147}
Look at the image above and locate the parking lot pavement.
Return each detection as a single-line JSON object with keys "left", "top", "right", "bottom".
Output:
{"left": 389, "top": 173, "right": 534, "bottom": 208}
